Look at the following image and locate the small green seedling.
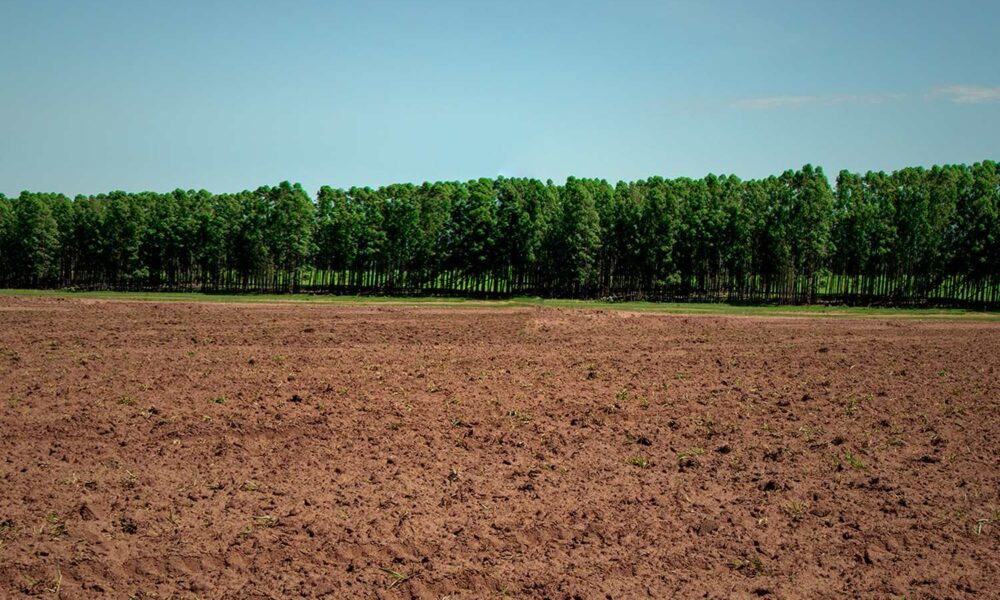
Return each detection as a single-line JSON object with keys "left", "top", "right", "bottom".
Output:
{"left": 380, "top": 567, "right": 410, "bottom": 590}
{"left": 842, "top": 451, "right": 866, "bottom": 470}
{"left": 626, "top": 456, "right": 650, "bottom": 469}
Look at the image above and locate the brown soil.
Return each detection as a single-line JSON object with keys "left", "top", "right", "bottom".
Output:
{"left": 1, "top": 297, "right": 998, "bottom": 599}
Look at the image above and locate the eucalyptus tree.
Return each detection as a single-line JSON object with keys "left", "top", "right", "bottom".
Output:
{"left": 140, "top": 192, "right": 178, "bottom": 287}
{"left": 42, "top": 193, "right": 75, "bottom": 285}
{"left": 787, "top": 165, "right": 834, "bottom": 301}
{"left": 596, "top": 181, "right": 642, "bottom": 295}
{"left": 634, "top": 177, "right": 679, "bottom": 294}
{"left": 411, "top": 181, "right": 454, "bottom": 288}
{"left": 186, "top": 190, "right": 225, "bottom": 288}
{"left": 950, "top": 161, "right": 1000, "bottom": 301}
{"left": 831, "top": 170, "right": 868, "bottom": 296}
{"left": 449, "top": 178, "right": 499, "bottom": 293}
{"left": 502, "top": 178, "right": 557, "bottom": 292}
{"left": 351, "top": 187, "right": 387, "bottom": 289}
{"left": 266, "top": 182, "right": 315, "bottom": 290}
{"left": 378, "top": 183, "right": 419, "bottom": 287}
{"left": 0, "top": 194, "right": 14, "bottom": 284}
{"left": 544, "top": 177, "right": 601, "bottom": 295}
{"left": 12, "top": 192, "right": 61, "bottom": 285}
{"left": 314, "top": 186, "right": 352, "bottom": 286}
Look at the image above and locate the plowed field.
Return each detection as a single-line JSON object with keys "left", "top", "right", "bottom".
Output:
{"left": 1, "top": 297, "right": 998, "bottom": 598}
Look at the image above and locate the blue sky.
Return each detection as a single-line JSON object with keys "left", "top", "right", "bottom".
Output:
{"left": 1, "top": 0, "right": 998, "bottom": 196}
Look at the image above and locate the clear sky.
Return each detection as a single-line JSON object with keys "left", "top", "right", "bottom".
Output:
{"left": 2, "top": 0, "right": 999, "bottom": 196}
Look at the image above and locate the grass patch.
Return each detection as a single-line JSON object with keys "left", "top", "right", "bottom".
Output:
{"left": 626, "top": 455, "right": 650, "bottom": 469}
{"left": 732, "top": 554, "right": 768, "bottom": 577}
{"left": 44, "top": 512, "right": 68, "bottom": 538}
{"left": 837, "top": 450, "right": 866, "bottom": 470}
{"left": 676, "top": 447, "right": 705, "bottom": 461}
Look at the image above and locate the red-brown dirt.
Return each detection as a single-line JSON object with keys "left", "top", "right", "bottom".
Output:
{"left": 0, "top": 297, "right": 998, "bottom": 599}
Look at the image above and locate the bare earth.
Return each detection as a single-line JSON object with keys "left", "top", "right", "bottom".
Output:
{"left": 1, "top": 297, "right": 998, "bottom": 599}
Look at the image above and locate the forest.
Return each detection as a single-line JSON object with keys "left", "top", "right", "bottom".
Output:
{"left": 0, "top": 161, "right": 997, "bottom": 307}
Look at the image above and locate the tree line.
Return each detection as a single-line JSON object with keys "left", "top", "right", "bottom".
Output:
{"left": 0, "top": 161, "right": 997, "bottom": 307}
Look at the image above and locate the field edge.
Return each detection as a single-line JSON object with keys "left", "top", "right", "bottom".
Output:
{"left": 1, "top": 288, "right": 997, "bottom": 320}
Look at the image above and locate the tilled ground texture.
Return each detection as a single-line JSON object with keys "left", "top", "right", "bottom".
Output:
{"left": 0, "top": 297, "right": 998, "bottom": 599}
